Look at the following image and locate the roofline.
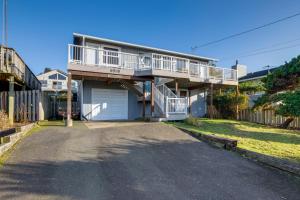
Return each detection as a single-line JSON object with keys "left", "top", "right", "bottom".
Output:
{"left": 73, "top": 33, "right": 219, "bottom": 62}
{"left": 37, "top": 69, "right": 68, "bottom": 77}
{"left": 239, "top": 75, "right": 266, "bottom": 82}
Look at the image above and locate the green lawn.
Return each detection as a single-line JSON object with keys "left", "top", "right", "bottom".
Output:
{"left": 167, "top": 118, "right": 300, "bottom": 163}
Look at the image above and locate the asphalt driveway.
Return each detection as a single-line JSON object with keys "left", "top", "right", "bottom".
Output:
{"left": 0, "top": 122, "right": 299, "bottom": 200}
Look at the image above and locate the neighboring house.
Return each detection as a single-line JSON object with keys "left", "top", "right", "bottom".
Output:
{"left": 37, "top": 69, "right": 79, "bottom": 120}
{"left": 239, "top": 67, "right": 279, "bottom": 107}
{"left": 239, "top": 67, "right": 279, "bottom": 83}
{"left": 67, "top": 33, "right": 238, "bottom": 122}
{"left": 0, "top": 45, "right": 41, "bottom": 124}
{"left": 0, "top": 45, "right": 41, "bottom": 91}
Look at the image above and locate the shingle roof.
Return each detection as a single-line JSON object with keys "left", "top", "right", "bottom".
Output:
{"left": 239, "top": 67, "right": 279, "bottom": 82}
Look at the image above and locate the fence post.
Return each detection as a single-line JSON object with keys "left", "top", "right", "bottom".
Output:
{"left": 28, "top": 91, "right": 31, "bottom": 122}
{"left": 32, "top": 90, "right": 36, "bottom": 121}
{"left": 8, "top": 76, "right": 15, "bottom": 125}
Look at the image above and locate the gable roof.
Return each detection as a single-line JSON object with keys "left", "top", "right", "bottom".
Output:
{"left": 239, "top": 67, "right": 279, "bottom": 82}
{"left": 73, "top": 33, "right": 218, "bottom": 62}
{"left": 37, "top": 69, "right": 67, "bottom": 78}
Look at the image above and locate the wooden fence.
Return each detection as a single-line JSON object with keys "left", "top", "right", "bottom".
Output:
{"left": 0, "top": 90, "right": 41, "bottom": 122}
{"left": 239, "top": 109, "right": 300, "bottom": 129}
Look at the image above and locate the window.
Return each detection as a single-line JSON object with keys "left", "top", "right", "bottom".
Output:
{"left": 40, "top": 80, "right": 47, "bottom": 87}
{"left": 48, "top": 74, "right": 57, "bottom": 80}
{"left": 143, "top": 56, "right": 151, "bottom": 67}
{"left": 58, "top": 74, "right": 66, "bottom": 80}
{"left": 103, "top": 47, "right": 119, "bottom": 65}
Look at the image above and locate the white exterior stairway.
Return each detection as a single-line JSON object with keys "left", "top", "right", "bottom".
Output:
{"left": 153, "top": 84, "right": 188, "bottom": 121}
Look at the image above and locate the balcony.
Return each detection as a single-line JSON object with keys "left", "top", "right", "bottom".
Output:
{"left": 41, "top": 83, "right": 77, "bottom": 92}
{"left": 0, "top": 46, "right": 41, "bottom": 90}
{"left": 68, "top": 44, "right": 237, "bottom": 84}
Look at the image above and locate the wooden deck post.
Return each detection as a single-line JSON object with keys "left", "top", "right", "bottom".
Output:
{"left": 236, "top": 85, "right": 239, "bottom": 120}
{"left": 175, "top": 79, "right": 179, "bottom": 96}
{"left": 188, "top": 90, "right": 191, "bottom": 115}
{"left": 151, "top": 80, "right": 154, "bottom": 117}
{"left": 142, "top": 81, "right": 146, "bottom": 118}
{"left": 66, "top": 72, "right": 73, "bottom": 127}
{"left": 8, "top": 76, "right": 14, "bottom": 125}
{"left": 209, "top": 83, "right": 213, "bottom": 119}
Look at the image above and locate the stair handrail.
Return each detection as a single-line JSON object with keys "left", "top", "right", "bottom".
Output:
{"left": 153, "top": 85, "right": 165, "bottom": 113}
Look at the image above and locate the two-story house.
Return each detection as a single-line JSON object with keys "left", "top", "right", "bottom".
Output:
{"left": 66, "top": 33, "right": 238, "bottom": 124}
{"left": 37, "top": 69, "right": 79, "bottom": 120}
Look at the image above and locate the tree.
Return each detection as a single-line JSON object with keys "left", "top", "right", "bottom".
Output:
{"left": 213, "top": 91, "right": 248, "bottom": 119}
{"left": 239, "top": 81, "right": 265, "bottom": 94}
{"left": 254, "top": 55, "right": 300, "bottom": 128}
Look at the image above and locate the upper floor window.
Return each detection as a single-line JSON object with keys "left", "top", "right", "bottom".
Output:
{"left": 58, "top": 74, "right": 66, "bottom": 80}
{"left": 48, "top": 74, "right": 57, "bottom": 80}
{"left": 48, "top": 73, "right": 67, "bottom": 80}
{"left": 40, "top": 80, "right": 47, "bottom": 87}
{"left": 103, "top": 47, "right": 119, "bottom": 65}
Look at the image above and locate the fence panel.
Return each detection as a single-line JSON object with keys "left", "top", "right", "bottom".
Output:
{"left": 239, "top": 109, "right": 300, "bottom": 129}
{"left": 0, "top": 90, "right": 41, "bottom": 122}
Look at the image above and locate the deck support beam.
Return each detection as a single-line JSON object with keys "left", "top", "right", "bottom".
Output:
{"left": 209, "top": 83, "right": 213, "bottom": 119}
{"left": 8, "top": 76, "right": 14, "bottom": 125}
{"left": 151, "top": 80, "right": 154, "bottom": 117}
{"left": 66, "top": 72, "right": 73, "bottom": 127}
{"left": 236, "top": 85, "right": 239, "bottom": 120}
{"left": 175, "top": 79, "right": 179, "bottom": 96}
{"left": 143, "top": 81, "right": 146, "bottom": 118}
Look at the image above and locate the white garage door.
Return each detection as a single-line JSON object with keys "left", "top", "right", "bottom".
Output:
{"left": 91, "top": 88, "right": 128, "bottom": 120}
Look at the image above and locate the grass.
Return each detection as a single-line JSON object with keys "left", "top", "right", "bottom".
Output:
{"left": 167, "top": 118, "right": 300, "bottom": 163}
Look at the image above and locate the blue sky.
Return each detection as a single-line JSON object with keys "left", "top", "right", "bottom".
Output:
{"left": 1, "top": 0, "right": 300, "bottom": 74}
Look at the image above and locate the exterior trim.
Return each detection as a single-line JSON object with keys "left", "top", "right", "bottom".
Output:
{"left": 73, "top": 33, "right": 218, "bottom": 62}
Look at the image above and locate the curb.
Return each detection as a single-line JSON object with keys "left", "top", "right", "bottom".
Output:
{"left": 176, "top": 126, "right": 300, "bottom": 177}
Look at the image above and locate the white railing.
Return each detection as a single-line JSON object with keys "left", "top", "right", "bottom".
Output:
{"left": 68, "top": 44, "right": 139, "bottom": 70}
{"left": 223, "top": 68, "right": 237, "bottom": 81}
{"left": 153, "top": 85, "right": 165, "bottom": 113}
{"left": 68, "top": 44, "right": 238, "bottom": 82}
{"left": 152, "top": 53, "right": 188, "bottom": 73}
{"left": 154, "top": 84, "right": 188, "bottom": 118}
{"left": 166, "top": 97, "right": 188, "bottom": 116}
{"left": 41, "top": 83, "right": 77, "bottom": 91}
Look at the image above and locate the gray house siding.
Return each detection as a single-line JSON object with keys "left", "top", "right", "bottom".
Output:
{"left": 82, "top": 80, "right": 142, "bottom": 120}
{"left": 82, "top": 38, "right": 211, "bottom": 64}
{"left": 190, "top": 89, "right": 207, "bottom": 117}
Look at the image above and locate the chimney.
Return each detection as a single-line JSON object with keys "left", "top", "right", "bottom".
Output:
{"left": 232, "top": 61, "right": 247, "bottom": 78}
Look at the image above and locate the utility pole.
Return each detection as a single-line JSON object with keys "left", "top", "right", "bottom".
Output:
{"left": 2, "top": 0, "right": 8, "bottom": 46}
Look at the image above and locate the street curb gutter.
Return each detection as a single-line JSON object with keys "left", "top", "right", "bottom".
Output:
{"left": 177, "top": 126, "right": 300, "bottom": 177}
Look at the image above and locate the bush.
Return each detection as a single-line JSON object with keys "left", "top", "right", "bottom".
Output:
{"left": 185, "top": 117, "right": 202, "bottom": 127}
{"left": 213, "top": 92, "right": 248, "bottom": 119}
{"left": 0, "top": 110, "right": 10, "bottom": 130}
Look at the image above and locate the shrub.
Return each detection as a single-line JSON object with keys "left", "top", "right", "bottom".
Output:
{"left": 185, "top": 117, "right": 202, "bottom": 127}
{"left": 0, "top": 110, "right": 10, "bottom": 130}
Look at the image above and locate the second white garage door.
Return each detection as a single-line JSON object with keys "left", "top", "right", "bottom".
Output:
{"left": 91, "top": 88, "right": 128, "bottom": 120}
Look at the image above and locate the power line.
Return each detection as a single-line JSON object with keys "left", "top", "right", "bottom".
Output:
{"left": 222, "top": 43, "right": 300, "bottom": 61}
{"left": 192, "top": 11, "right": 300, "bottom": 50}
{"left": 220, "top": 37, "right": 300, "bottom": 60}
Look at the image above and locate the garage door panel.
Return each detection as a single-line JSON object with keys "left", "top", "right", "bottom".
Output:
{"left": 91, "top": 89, "right": 128, "bottom": 120}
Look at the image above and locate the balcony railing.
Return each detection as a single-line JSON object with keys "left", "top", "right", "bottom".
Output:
{"left": 0, "top": 46, "right": 25, "bottom": 81}
{"left": 41, "top": 83, "right": 77, "bottom": 91}
{"left": 0, "top": 46, "right": 41, "bottom": 89}
{"left": 68, "top": 44, "right": 237, "bottom": 82}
